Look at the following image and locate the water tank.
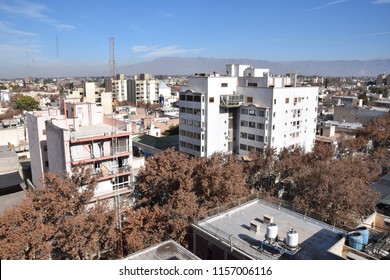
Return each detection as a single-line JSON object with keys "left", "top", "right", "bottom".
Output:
{"left": 348, "top": 232, "right": 363, "bottom": 251}
{"left": 354, "top": 226, "right": 369, "bottom": 245}
{"left": 286, "top": 229, "right": 299, "bottom": 248}
{"left": 159, "top": 94, "right": 164, "bottom": 105}
{"left": 266, "top": 223, "right": 278, "bottom": 240}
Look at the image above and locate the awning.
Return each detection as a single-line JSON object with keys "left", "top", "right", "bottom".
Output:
{"left": 0, "top": 171, "right": 23, "bottom": 189}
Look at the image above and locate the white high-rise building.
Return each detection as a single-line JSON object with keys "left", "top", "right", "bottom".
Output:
{"left": 127, "top": 73, "right": 160, "bottom": 105}
{"left": 179, "top": 64, "right": 319, "bottom": 157}
{"left": 105, "top": 74, "right": 127, "bottom": 103}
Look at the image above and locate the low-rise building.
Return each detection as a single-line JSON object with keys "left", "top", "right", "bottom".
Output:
{"left": 27, "top": 102, "right": 144, "bottom": 203}
{"left": 192, "top": 198, "right": 345, "bottom": 260}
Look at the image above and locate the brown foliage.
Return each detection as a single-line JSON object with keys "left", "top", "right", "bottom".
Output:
{"left": 0, "top": 171, "right": 116, "bottom": 259}
{"left": 289, "top": 156, "right": 380, "bottom": 225}
{"left": 124, "top": 148, "right": 249, "bottom": 254}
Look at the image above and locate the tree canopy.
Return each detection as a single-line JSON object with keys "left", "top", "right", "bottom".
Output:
{"left": 0, "top": 169, "right": 116, "bottom": 259}
{"left": 14, "top": 95, "right": 40, "bottom": 111}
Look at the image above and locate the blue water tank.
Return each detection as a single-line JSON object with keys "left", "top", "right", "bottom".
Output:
{"left": 348, "top": 232, "right": 363, "bottom": 251}
{"left": 159, "top": 95, "right": 164, "bottom": 105}
{"left": 354, "top": 226, "right": 369, "bottom": 245}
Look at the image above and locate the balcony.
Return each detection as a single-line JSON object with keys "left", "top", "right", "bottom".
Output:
{"left": 94, "top": 165, "right": 132, "bottom": 181}
{"left": 220, "top": 94, "right": 243, "bottom": 108}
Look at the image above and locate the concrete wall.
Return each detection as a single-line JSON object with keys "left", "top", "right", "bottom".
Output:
{"left": 46, "top": 122, "right": 66, "bottom": 175}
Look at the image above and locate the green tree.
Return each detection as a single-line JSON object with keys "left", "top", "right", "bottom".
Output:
{"left": 15, "top": 95, "right": 40, "bottom": 111}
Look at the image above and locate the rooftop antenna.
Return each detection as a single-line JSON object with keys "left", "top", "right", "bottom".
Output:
{"left": 109, "top": 37, "right": 123, "bottom": 258}
{"left": 109, "top": 37, "right": 117, "bottom": 99}
{"left": 56, "top": 35, "right": 60, "bottom": 83}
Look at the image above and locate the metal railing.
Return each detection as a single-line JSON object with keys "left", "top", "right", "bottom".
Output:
{"left": 220, "top": 94, "right": 243, "bottom": 107}
{"left": 200, "top": 222, "right": 276, "bottom": 260}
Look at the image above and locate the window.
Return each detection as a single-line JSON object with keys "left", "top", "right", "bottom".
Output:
{"left": 186, "top": 108, "right": 193, "bottom": 114}
{"left": 248, "top": 121, "right": 256, "bottom": 128}
{"left": 43, "top": 145, "right": 47, "bottom": 151}
{"left": 256, "top": 135, "right": 264, "bottom": 142}
{"left": 179, "top": 94, "right": 186, "bottom": 101}
{"left": 257, "top": 123, "right": 264, "bottom": 130}
{"left": 258, "top": 110, "right": 265, "bottom": 117}
{"left": 221, "top": 83, "right": 228, "bottom": 87}
{"left": 274, "top": 99, "right": 276, "bottom": 105}
{"left": 209, "top": 97, "right": 214, "bottom": 103}
{"left": 186, "top": 143, "right": 193, "bottom": 149}
{"left": 186, "top": 131, "right": 193, "bottom": 138}
{"left": 180, "top": 119, "right": 186, "bottom": 124}
{"left": 240, "top": 132, "right": 248, "bottom": 139}
{"left": 248, "top": 133, "right": 255, "bottom": 140}
{"left": 45, "top": 161, "right": 49, "bottom": 168}
{"left": 247, "top": 97, "right": 253, "bottom": 103}
{"left": 249, "top": 109, "right": 256, "bottom": 116}
{"left": 241, "top": 120, "right": 248, "bottom": 127}
{"left": 240, "top": 144, "right": 247, "bottom": 151}
{"left": 194, "top": 96, "right": 201, "bottom": 102}
{"left": 285, "top": 98, "right": 289, "bottom": 104}
{"left": 180, "top": 129, "right": 186, "bottom": 136}
{"left": 241, "top": 108, "right": 248, "bottom": 115}
{"left": 187, "top": 95, "right": 193, "bottom": 101}
{"left": 248, "top": 83, "right": 257, "bottom": 87}
{"left": 194, "top": 109, "right": 201, "bottom": 115}
{"left": 194, "top": 121, "right": 201, "bottom": 127}
{"left": 187, "top": 120, "right": 193, "bottom": 126}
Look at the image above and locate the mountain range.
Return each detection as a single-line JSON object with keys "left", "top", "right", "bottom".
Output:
{"left": 123, "top": 57, "right": 390, "bottom": 77}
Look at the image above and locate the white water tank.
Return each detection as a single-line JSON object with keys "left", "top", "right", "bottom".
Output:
{"left": 266, "top": 223, "right": 278, "bottom": 240}
{"left": 286, "top": 229, "right": 299, "bottom": 248}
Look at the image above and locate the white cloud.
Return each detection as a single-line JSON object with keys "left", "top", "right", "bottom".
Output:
{"left": 354, "top": 31, "right": 390, "bottom": 38}
{"left": 131, "top": 45, "right": 154, "bottom": 53}
{"left": 0, "top": 0, "right": 75, "bottom": 30}
{"left": 131, "top": 45, "right": 204, "bottom": 58}
{"left": 372, "top": 0, "right": 390, "bottom": 4}
{"left": 0, "top": 21, "right": 38, "bottom": 37}
{"left": 309, "top": 0, "right": 347, "bottom": 11}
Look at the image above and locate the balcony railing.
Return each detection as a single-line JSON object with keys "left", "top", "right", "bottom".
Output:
{"left": 220, "top": 94, "right": 243, "bottom": 108}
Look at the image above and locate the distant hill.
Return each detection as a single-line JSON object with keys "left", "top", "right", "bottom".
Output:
{"left": 123, "top": 57, "right": 390, "bottom": 77}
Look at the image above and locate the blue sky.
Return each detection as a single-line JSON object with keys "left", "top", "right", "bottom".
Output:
{"left": 0, "top": 0, "right": 389, "bottom": 78}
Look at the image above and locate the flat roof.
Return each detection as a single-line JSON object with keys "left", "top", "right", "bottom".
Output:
{"left": 124, "top": 240, "right": 200, "bottom": 260}
{"left": 197, "top": 199, "right": 345, "bottom": 260}
{"left": 71, "top": 124, "right": 126, "bottom": 138}
{"left": 370, "top": 172, "right": 390, "bottom": 199}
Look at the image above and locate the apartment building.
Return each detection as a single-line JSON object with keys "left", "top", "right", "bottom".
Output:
{"left": 179, "top": 64, "right": 319, "bottom": 157}
{"left": 83, "top": 82, "right": 113, "bottom": 115}
{"left": 127, "top": 73, "right": 160, "bottom": 105}
{"left": 192, "top": 198, "right": 345, "bottom": 260}
{"left": 105, "top": 74, "right": 128, "bottom": 103}
{"left": 27, "top": 102, "right": 143, "bottom": 202}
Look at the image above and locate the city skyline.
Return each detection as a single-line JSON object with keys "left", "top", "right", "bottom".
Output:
{"left": 0, "top": 0, "right": 390, "bottom": 78}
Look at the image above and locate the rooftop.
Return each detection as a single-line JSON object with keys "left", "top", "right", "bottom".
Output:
{"left": 68, "top": 124, "right": 128, "bottom": 140}
{"left": 132, "top": 134, "right": 178, "bottom": 150}
{"left": 124, "top": 240, "right": 200, "bottom": 260}
{"left": 196, "top": 199, "right": 345, "bottom": 260}
{"left": 370, "top": 172, "right": 390, "bottom": 199}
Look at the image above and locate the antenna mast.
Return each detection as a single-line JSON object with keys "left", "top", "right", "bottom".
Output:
{"left": 109, "top": 37, "right": 117, "bottom": 100}
{"left": 109, "top": 37, "right": 122, "bottom": 258}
